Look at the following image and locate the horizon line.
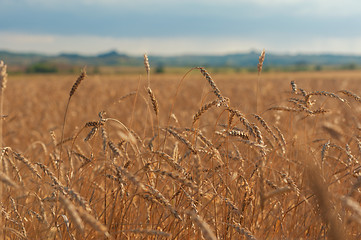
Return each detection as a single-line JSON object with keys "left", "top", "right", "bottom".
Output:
{"left": 3, "top": 48, "right": 361, "bottom": 58}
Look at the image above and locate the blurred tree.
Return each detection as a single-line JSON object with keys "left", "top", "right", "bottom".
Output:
{"left": 155, "top": 64, "right": 165, "bottom": 74}
{"left": 26, "top": 62, "right": 58, "bottom": 73}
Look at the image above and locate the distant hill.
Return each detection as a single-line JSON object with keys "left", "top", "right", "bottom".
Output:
{"left": 97, "top": 50, "right": 128, "bottom": 58}
{"left": 1, "top": 50, "right": 361, "bottom": 72}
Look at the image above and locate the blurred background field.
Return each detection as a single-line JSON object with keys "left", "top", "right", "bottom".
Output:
{"left": 6, "top": 69, "right": 361, "bottom": 151}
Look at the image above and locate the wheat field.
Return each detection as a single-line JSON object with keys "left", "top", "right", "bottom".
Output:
{"left": 0, "top": 58, "right": 361, "bottom": 239}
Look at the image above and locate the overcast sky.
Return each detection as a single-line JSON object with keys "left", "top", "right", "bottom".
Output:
{"left": 1, "top": 0, "right": 361, "bottom": 56}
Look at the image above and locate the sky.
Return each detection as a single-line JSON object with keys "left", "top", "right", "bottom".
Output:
{"left": 1, "top": 0, "right": 361, "bottom": 56}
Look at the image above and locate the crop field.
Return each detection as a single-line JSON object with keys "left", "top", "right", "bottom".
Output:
{"left": 0, "top": 59, "right": 361, "bottom": 239}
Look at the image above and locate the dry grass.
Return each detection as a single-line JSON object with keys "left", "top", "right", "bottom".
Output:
{"left": 0, "top": 59, "right": 361, "bottom": 239}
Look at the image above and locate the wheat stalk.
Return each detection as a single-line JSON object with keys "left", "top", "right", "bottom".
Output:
{"left": 77, "top": 207, "right": 110, "bottom": 238}
{"left": 0, "top": 61, "right": 7, "bottom": 148}
{"left": 6, "top": 156, "right": 23, "bottom": 184}
{"left": 0, "top": 172, "right": 19, "bottom": 189}
{"left": 122, "top": 229, "right": 171, "bottom": 237}
{"left": 307, "top": 165, "right": 345, "bottom": 240}
{"left": 187, "top": 210, "right": 217, "bottom": 240}
{"left": 10, "top": 197, "right": 27, "bottom": 238}
{"left": 116, "top": 165, "right": 182, "bottom": 220}
{"left": 59, "top": 195, "right": 85, "bottom": 233}
{"left": 0, "top": 61, "right": 7, "bottom": 233}
{"left": 60, "top": 68, "right": 86, "bottom": 152}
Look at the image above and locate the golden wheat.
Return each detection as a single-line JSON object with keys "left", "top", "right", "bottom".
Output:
{"left": 0, "top": 57, "right": 360, "bottom": 239}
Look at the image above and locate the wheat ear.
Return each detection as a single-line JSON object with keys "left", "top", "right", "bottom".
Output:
{"left": 305, "top": 91, "right": 346, "bottom": 105}
{"left": 338, "top": 90, "right": 361, "bottom": 103}
{"left": 256, "top": 49, "right": 265, "bottom": 113}
{"left": 197, "top": 67, "right": 228, "bottom": 107}
{"left": 193, "top": 99, "right": 218, "bottom": 124}
{"left": 147, "top": 87, "right": 159, "bottom": 116}
{"left": 144, "top": 53, "right": 150, "bottom": 87}
{"left": 257, "top": 49, "right": 266, "bottom": 74}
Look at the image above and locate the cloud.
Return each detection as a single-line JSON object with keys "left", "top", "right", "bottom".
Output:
{"left": 10, "top": 0, "right": 361, "bottom": 16}
{"left": 1, "top": 32, "right": 55, "bottom": 45}
{"left": 2, "top": 0, "right": 361, "bottom": 55}
{"left": 0, "top": 32, "right": 259, "bottom": 55}
{"left": 2, "top": 32, "right": 361, "bottom": 56}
